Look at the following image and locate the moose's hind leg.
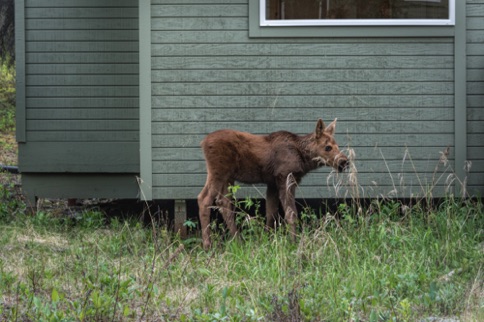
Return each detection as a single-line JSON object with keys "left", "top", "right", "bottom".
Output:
{"left": 198, "top": 178, "right": 218, "bottom": 250}
{"left": 277, "top": 176, "right": 298, "bottom": 241}
{"left": 265, "top": 184, "right": 280, "bottom": 229}
{"left": 216, "top": 182, "right": 238, "bottom": 238}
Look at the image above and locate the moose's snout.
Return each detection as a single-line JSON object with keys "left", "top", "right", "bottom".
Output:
{"left": 338, "top": 158, "right": 349, "bottom": 173}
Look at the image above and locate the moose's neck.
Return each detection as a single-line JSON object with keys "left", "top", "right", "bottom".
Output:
{"left": 298, "top": 134, "right": 322, "bottom": 172}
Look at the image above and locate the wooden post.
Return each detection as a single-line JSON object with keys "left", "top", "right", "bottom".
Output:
{"left": 174, "top": 199, "right": 187, "bottom": 238}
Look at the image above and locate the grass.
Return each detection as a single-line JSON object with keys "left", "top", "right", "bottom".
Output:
{"left": 0, "top": 56, "right": 482, "bottom": 321}
{"left": 0, "top": 59, "right": 17, "bottom": 168}
{"left": 0, "top": 188, "right": 482, "bottom": 321}
{"left": 0, "top": 58, "right": 16, "bottom": 134}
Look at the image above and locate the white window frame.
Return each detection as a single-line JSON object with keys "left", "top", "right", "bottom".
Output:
{"left": 260, "top": 0, "right": 455, "bottom": 27}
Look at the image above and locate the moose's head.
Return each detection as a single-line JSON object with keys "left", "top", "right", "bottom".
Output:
{"left": 310, "top": 118, "right": 349, "bottom": 173}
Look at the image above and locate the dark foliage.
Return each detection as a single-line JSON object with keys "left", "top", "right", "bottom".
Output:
{"left": 0, "top": 0, "right": 14, "bottom": 63}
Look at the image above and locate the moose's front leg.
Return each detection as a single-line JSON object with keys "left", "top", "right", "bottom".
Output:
{"left": 277, "top": 174, "right": 298, "bottom": 241}
{"left": 265, "top": 184, "right": 279, "bottom": 229}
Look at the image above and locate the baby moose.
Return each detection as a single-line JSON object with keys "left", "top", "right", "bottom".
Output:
{"left": 197, "top": 118, "right": 349, "bottom": 249}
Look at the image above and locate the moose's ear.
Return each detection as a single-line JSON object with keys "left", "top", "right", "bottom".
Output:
{"left": 315, "top": 119, "right": 326, "bottom": 139}
{"left": 325, "top": 118, "right": 337, "bottom": 136}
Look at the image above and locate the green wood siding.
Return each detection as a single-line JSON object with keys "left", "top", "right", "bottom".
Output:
{"left": 16, "top": 0, "right": 483, "bottom": 201}
{"left": 150, "top": 0, "right": 461, "bottom": 199}
{"left": 18, "top": 0, "right": 140, "bottom": 174}
{"left": 467, "top": 0, "right": 484, "bottom": 195}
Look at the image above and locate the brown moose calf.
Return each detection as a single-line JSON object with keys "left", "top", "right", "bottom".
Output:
{"left": 197, "top": 118, "right": 348, "bottom": 249}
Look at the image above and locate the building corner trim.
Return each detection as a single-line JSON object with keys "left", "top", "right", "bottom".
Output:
{"left": 139, "top": 0, "right": 153, "bottom": 200}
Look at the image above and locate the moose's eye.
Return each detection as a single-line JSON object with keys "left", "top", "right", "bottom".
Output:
{"left": 325, "top": 146, "right": 332, "bottom": 152}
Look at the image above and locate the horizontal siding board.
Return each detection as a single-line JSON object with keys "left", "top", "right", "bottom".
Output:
{"left": 153, "top": 147, "right": 455, "bottom": 162}
{"left": 151, "top": 30, "right": 453, "bottom": 44}
{"left": 27, "top": 75, "right": 139, "bottom": 86}
{"left": 27, "top": 109, "right": 138, "bottom": 120}
{"left": 27, "top": 64, "right": 139, "bottom": 75}
{"left": 467, "top": 4, "right": 484, "bottom": 16}
{"left": 469, "top": 147, "right": 484, "bottom": 159}
{"left": 467, "top": 43, "right": 484, "bottom": 55}
{"left": 151, "top": 4, "right": 247, "bottom": 17}
{"left": 152, "top": 108, "right": 454, "bottom": 122}
{"left": 468, "top": 134, "right": 484, "bottom": 146}
{"left": 26, "top": 53, "right": 139, "bottom": 64}
{"left": 468, "top": 96, "right": 484, "bottom": 107}
{"left": 25, "top": 8, "right": 137, "bottom": 18}
{"left": 467, "top": 30, "right": 484, "bottom": 43}
{"left": 468, "top": 81, "right": 484, "bottom": 94}
{"left": 467, "top": 17, "right": 484, "bottom": 29}
{"left": 467, "top": 133, "right": 483, "bottom": 149}
{"left": 26, "top": 131, "right": 139, "bottom": 142}
{"left": 152, "top": 82, "right": 453, "bottom": 96}
{"left": 468, "top": 107, "right": 484, "bottom": 120}
{"left": 27, "top": 120, "right": 138, "bottom": 131}
{"left": 152, "top": 173, "right": 465, "bottom": 192}
{"left": 153, "top": 160, "right": 456, "bottom": 175}
{"left": 152, "top": 134, "right": 454, "bottom": 148}
{"left": 152, "top": 69, "right": 453, "bottom": 83}
{"left": 152, "top": 17, "right": 247, "bottom": 30}
{"left": 152, "top": 95, "right": 454, "bottom": 109}
{"left": 468, "top": 121, "right": 484, "bottom": 133}
{"left": 26, "top": 42, "right": 139, "bottom": 52}
{"left": 151, "top": 121, "right": 454, "bottom": 135}
{"left": 26, "top": 19, "right": 138, "bottom": 30}
{"left": 468, "top": 70, "right": 484, "bottom": 81}
{"left": 152, "top": 43, "right": 454, "bottom": 57}
{"left": 152, "top": 56, "right": 453, "bottom": 70}
{"left": 468, "top": 56, "right": 484, "bottom": 68}
{"left": 151, "top": 173, "right": 457, "bottom": 187}
{"left": 27, "top": 98, "right": 139, "bottom": 108}
{"left": 152, "top": 30, "right": 258, "bottom": 44}
{"left": 26, "top": 0, "right": 137, "bottom": 7}
{"left": 26, "top": 30, "right": 139, "bottom": 41}
{"left": 27, "top": 86, "right": 139, "bottom": 97}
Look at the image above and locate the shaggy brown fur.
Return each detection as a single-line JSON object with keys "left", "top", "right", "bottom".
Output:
{"left": 197, "top": 119, "right": 348, "bottom": 249}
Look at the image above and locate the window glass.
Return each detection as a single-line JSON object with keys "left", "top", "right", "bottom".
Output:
{"left": 264, "top": 0, "right": 452, "bottom": 25}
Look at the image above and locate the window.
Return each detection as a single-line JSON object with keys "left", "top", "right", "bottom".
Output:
{"left": 261, "top": 0, "right": 454, "bottom": 26}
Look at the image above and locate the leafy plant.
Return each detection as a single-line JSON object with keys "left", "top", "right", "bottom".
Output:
{"left": 0, "top": 58, "right": 15, "bottom": 133}
{"left": 0, "top": 181, "right": 25, "bottom": 219}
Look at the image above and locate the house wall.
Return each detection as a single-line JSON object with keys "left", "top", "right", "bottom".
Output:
{"left": 467, "top": 0, "right": 484, "bottom": 195}
{"left": 16, "top": 0, "right": 483, "bottom": 202}
{"left": 18, "top": 0, "right": 140, "bottom": 174}
{"left": 150, "top": 0, "right": 468, "bottom": 199}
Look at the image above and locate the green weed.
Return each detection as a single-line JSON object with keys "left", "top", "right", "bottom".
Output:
{"left": 0, "top": 181, "right": 25, "bottom": 219}
{"left": 0, "top": 58, "right": 15, "bottom": 133}
{"left": 0, "top": 196, "right": 482, "bottom": 321}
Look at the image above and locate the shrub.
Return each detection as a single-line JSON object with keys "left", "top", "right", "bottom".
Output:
{"left": 0, "top": 58, "right": 15, "bottom": 133}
